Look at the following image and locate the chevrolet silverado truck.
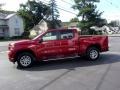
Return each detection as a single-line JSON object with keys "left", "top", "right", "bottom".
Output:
{"left": 8, "top": 29, "right": 109, "bottom": 68}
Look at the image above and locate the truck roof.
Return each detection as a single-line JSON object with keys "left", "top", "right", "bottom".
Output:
{"left": 47, "top": 28, "right": 76, "bottom": 31}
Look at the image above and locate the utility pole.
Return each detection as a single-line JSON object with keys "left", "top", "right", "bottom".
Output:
{"left": 50, "top": 0, "right": 59, "bottom": 29}
{"left": 82, "top": 0, "right": 85, "bottom": 21}
{"left": 51, "top": 0, "right": 56, "bottom": 29}
{"left": 51, "top": 0, "right": 55, "bottom": 21}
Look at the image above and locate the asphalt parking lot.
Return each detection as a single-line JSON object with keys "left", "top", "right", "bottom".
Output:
{"left": 0, "top": 37, "right": 120, "bottom": 90}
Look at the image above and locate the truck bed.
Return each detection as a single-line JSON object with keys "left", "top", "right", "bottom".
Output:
{"left": 78, "top": 35, "right": 109, "bottom": 54}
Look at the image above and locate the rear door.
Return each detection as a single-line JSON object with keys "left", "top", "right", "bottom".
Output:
{"left": 58, "top": 30, "right": 78, "bottom": 57}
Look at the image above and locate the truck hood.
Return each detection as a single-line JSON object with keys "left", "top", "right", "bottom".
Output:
{"left": 10, "top": 39, "right": 34, "bottom": 46}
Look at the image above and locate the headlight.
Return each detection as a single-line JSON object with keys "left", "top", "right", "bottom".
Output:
{"left": 8, "top": 43, "right": 15, "bottom": 50}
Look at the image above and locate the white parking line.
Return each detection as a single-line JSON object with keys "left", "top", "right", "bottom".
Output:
{"left": 0, "top": 51, "right": 9, "bottom": 54}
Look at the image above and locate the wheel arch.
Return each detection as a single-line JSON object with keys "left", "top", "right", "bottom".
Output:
{"left": 86, "top": 44, "right": 101, "bottom": 52}
{"left": 85, "top": 44, "right": 100, "bottom": 60}
{"left": 15, "top": 49, "right": 36, "bottom": 62}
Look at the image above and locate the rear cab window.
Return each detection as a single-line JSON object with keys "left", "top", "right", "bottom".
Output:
{"left": 59, "top": 30, "right": 74, "bottom": 40}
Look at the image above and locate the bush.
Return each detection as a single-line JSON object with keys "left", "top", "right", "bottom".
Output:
{"left": 0, "top": 37, "right": 4, "bottom": 39}
{"left": 10, "top": 36, "right": 23, "bottom": 39}
{"left": 21, "top": 31, "right": 30, "bottom": 39}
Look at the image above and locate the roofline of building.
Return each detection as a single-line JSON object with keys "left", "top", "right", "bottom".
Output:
{"left": 5, "top": 13, "right": 16, "bottom": 20}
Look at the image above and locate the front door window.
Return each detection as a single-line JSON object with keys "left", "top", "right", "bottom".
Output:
{"left": 42, "top": 31, "right": 57, "bottom": 41}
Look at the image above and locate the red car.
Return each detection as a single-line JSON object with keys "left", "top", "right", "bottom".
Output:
{"left": 8, "top": 29, "right": 109, "bottom": 68}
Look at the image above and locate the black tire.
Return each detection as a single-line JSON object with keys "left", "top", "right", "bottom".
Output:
{"left": 86, "top": 47, "right": 100, "bottom": 61}
{"left": 17, "top": 52, "right": 35, "bottom": 68}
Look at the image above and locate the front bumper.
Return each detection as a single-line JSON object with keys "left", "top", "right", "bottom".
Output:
{"left": 8, "top": 50, "right": 16, "bottom": 62}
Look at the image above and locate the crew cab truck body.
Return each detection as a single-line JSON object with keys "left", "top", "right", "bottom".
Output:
{"left": 8, "top": 29, "right": 108, "bottom": 68}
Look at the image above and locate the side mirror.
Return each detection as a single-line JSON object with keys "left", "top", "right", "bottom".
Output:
{"left": 39, "top": 38, "right": 43, "bottom": 43}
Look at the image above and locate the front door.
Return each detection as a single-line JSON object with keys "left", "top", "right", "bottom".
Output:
{"left": 37, "top": 30, "right": 60, "bottom": 60}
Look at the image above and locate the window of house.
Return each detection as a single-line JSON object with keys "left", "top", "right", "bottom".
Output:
{"left": 14, "top": 28, "right": 20, "bottom": 35}
{"left": 15, "top": 18, "right": 18, "bottom": 24}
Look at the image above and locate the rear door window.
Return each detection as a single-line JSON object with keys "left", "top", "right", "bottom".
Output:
{"left": 59, "top": 30, "right": 74, "bottom": 40}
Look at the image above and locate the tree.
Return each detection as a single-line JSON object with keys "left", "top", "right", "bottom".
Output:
{"left": 17, "top": 0, "right": 51, "bottom": 37}
{"left": 70, "top": 17, "right": 79, "bottom": 22}
{"left": 72, "top": 0, "right": 105, "bottom": 34}
{"left": 49, "top": 0, "right": 59, "bottom": 20}
{"left": 48, "top": 0, "right": 60, "bottom": 29}
{"left": 108, "top": 20, "right": 120, "bottom": 27}
{"left": 0, "top": 3, "right": 4, "bottom": 9}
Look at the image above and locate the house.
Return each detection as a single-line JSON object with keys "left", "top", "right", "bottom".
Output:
{"left": 0, "top": 12, "right": 24, "bottom": 38}
{"left": 30, "top": 19, "right": 63, "bottom": 38}
{"left": 62, "top": 22, "right": 81, "bottom": 31}
{"left": 109, "top": 27, "right": 120, "bottom": 34}
{"left": 90, "top": 25, "right": 120, "bottom": 35}
{"left": 30, "top": 19, "right": 48, "bottom": 37}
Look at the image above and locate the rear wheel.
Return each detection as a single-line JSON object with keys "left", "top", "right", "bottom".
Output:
{"left": 17, "top": 52, "right": 35, "bottom": 68}
{"left": 86, "top": 47, "right": 100, "bottom": 61}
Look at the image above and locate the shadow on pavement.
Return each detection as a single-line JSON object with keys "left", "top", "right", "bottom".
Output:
{"left": 18, "top": 53, "right": 120, "bottom": 71}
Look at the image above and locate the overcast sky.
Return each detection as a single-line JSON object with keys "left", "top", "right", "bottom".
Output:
{"left": 0, "top": 0, "right": 120, "bottom": 22}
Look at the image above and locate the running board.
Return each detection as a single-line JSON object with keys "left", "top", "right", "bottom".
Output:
{"left": 43, "top": 56, "right": 80, "bottom": 61}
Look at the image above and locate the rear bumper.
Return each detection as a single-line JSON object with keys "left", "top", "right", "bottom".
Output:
{"left": 8, "top": 50, "right": 16, "bottom": 62}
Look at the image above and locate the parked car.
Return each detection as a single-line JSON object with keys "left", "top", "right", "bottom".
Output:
{"left": 8, "top": 29, "right": 109, "bottom": 68}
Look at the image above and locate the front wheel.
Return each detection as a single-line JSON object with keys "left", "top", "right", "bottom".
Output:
{"left": 17, "top": 52, "right": 35, "bottom": 68}
{"left": 86, "top": 47, "right": 100, "bottom": 61}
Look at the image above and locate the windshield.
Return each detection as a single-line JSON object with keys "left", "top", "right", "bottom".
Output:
{"left": 32, "top": 32, "right": 45, "bottom": 40}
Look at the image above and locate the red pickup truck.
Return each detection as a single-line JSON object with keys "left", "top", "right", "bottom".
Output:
{"left": 8, "top": 29, "right": 108, "bottom": 68}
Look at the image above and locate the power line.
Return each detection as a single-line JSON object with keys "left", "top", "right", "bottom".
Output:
{"left": 105, "top": 0, "right": 119, "bottom": 9}
{"left": 60, "top": 0, "right": 73, "bottom": 6}
{"left": 41, "top": 0, "right": 77, "bottom": 15}
{"left": 57, "top": 7, "right": 77, "bottom": 15}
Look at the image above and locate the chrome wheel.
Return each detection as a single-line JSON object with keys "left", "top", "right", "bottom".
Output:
{"left": 19, "top": 55, "right": 32, "bottom": 67}
{"left": 90, "top": 50, "right": 98, "bottom": 60}
{"left": 86, "top": 47, "right": 99, "bottom": 60}
{"left": 17, "top": 52, "right": 35, "bottom": 68}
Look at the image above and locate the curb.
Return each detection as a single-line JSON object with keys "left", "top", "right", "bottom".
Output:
{"left": 108, "top": 35, "right": 120, "bottom": 37}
